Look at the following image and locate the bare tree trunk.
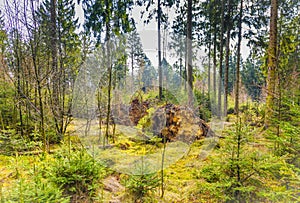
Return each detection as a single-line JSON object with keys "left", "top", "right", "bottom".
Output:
{"left": 97, "top": 86, "right": 102, "bottom": 144}
{"left": 105, "top": 0, "right": 112, "bottom": 145}
{"left": 50, "top": 0, "right": 60, "bottom": 143}
{"left": 187, "top": 0, "right": 193, "bottom": 106}
{"left": 57, "top": 17, "right": 65, "bottom": 138}
{"left": 234, "top": 0, "right": 243, "bottom": 117}
{"left": 265, "top": 0, "right": 278, "bottom": 127}
{"left": 158, "top": 0, "right": 163, "bottom": 100}
{"left": 5, "top": 0, "right": 23, "bottom": 136}
{"left": 224, "top": 0, "right": 231, "bottom": 117}
{"left": 131, "top": 50, "right": 134, "bottom": 86}
{"left": 184, "top": 50, "right": 187, "bottom": 91}
{"left": 27, "top": 0, "right": 47, "bottom": 152}
{"left": 179, "top": 57, "right": 182, "bottom": 87}
{"left": 213, "top": 30, "right": 217, "bottom": 114}
{"left": 15, "top": 33, "right": 24, "bottom": 138}
{"left": 218, "top": 0, "right": 225, "bottom": 119}
{"left": 208, "top": 40, "right": 211, "bottom": 100}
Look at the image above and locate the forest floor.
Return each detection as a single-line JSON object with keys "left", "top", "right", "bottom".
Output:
{"left": 0, "top": 116, "right": 223, "bottom": 202}
{"left": 1, "top": 101, "right": 299, "bottom": 202}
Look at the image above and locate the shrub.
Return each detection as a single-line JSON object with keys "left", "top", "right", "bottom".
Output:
{"left": 196, "top": 119, "right": 300, "bottom": 202}
{"left": 47, "top": 147, "right": 106, "bottom": 201}
{"left": 194, "top": 90, "right": 211, "bottom": 121}
{"left": 1, "top": 157, "right": 68, "bottom": 203}
{"left": 124, "top": 172, "right": 160, "bottom": 202}
{"left": 122, "top": 158, "right": 160, "bottom": 202}
{"left": 136, "top": 107, "right": 155, "bottom": 132}
{"left": 4, "top": 178, "right": 68, "bottom": 203}
{"left": 0, "top": 129, "right": 41, "bottom": 155}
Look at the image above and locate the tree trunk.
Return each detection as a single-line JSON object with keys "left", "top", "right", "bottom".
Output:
{"left": 179, "top": 57, "right": 182, "bottom": 87}
{"left": 97, "top": 86, "right": 102, "bottom": 144}
{"left": 213, "top": 30, "right": 217, "bottom": 114}
{"left": 234, "top": 0, "right": 243, "bottom": 117}
{"left": 218, "top": 0, "right": 225, "bottom": 119}
{"left": 235, "top": 118, "right": 242, "bottom": 201}
{"left": 28, "top": 0, "right": 46, "bottom": 153}
{"left": 57, "top": 14, "right": 65, "bottom": 138}
{"left": 15, "top": 34, "right": 24, "bottom": 138}
{"left": 158, "top": 0, "right": 163, "bottom": 100}
{"left": 131, "top": 48, "right": 134, "bottom": 87}
{"left": 224, "top": 0, "right": 231, "bottom": 117}
{"left": 105, "top": 0, "right": 112, "bottom": 145}
{"left": 265, "top": 0, "right": 278, "bottom": 127}
{"left": 187, "top": 0, "right": 193, "bottom": 106}
{"left": 208, "top": 40, "right": 211, "bottom": 100}
{"left": 50, "top": 0, "right": 60, "bottom": 142}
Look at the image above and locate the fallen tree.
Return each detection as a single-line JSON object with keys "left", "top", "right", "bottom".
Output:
{"left": 152, "top": 104, "right": 214, "bottom": 143}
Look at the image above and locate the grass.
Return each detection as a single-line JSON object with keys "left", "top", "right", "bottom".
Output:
{"left": 1, "top": 96, "right": 298, "bottom": 202}
{"left": 63, "top": 115, "right": 222, "bottom": 202}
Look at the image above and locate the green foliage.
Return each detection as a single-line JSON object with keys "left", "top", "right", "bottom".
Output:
{"left": 128, "top": 29, "right": 144, "bottom": 75}
{"left": 194, "top": 90, "right": 211, "bottom": 121}
{"left": 140, "top": 56, "right": 158, "bottom": 88}
{"left": 47, "top": 146, "right": 106, "bottom": 201}
{"left": 141, "top": 88, "right": 181, "bottom": 105}
{"left": 142, "top": 89, "right": 159, "bottom": 101}
{"left": 241, "top": 57, "right": 265, "bottom": 101}
{"left": 81, "top": 0, "right": 134, "bottom": 44}
{"left": 1, "top": 154, "right": 68, "bottom": 203}
{"left": 161, "top": 89, "right": 179, "bottom": 104}
{"left": 5, "top": 176, "right": 68, "bottom": 203}
{"left": 37, "top": 0, "right": 81, "bottom": 138}
{"left": 123, "top": 162, "right": 160, "bottom": 201}
{"left": 137, "top": 107, "right": 155, "bottom": 132}
{"left": 0, "top": 129, "right": 42, "bottom": 155}
{"left": 45, "top": 128, "right": 63, "bottom": 144}
{"left": 0, "top": 10, "right": 7, "bottom": 54}
{"left": 265, "top": 101, "right": 300, "bottom": 168}
{"left": 0, "top": 81, "right": 15, "bottom": 129}
{"left": 196, "top": 118, "right": 300, "bottom": 202}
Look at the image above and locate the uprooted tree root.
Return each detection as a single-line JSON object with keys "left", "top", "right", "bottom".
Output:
{"left": 151, "top": 104, "right": 214, "bottom": 143}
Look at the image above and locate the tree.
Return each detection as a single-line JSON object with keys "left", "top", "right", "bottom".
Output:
{"left": 112, "top": 36, "right": 128, "bottom": 88}
{"left": 37, "top": 0, "right": 81, "bottom": 147}
{"left": 170, "top": 5, "right": 187, "bottom": 90}
{"left": 211, "top": 0, "right": 220, "bottom": 115}
{"left": 234, "top": 0, "right": 243, "bottom": 116}
{"left": 0, "top": 11, "right": 12, "bottom": 130}
{"left": 199, "top": 0, "right": 222, "bottom": 115}
{"left": 56, "top": 0, "right": 81, "bottom": 136}
{"left": 186, "top": 0, "right": 193, "bottom": 106}
{"left": 4, "top": 0, "right": 26, "bottom": 137}
{"left": 141, "top": 55, "right": 157, "bottom": 89}
{"left": 241, "top": 56, "right": 264, "bottom": 101}
{"left": 169, "top": 27, "right": 185, "bottom": 88}
{"left": 265, "top": 0, "right": 278, "bottom": 127}
{"left": 138, "top": 0, "right": 176, "bottom": 100}
{"left": 218, "top": 0, "right": 225, "bottom": 118}
{"left": 49, "top": 0, "right": 60, "bottom": 142}
{"left": 81, "top": 0, "right": 134, "bottom": 144}
{"left": 171, "top": 0, "right": 205, "bottom": 95}
{"left": 158, "top": 0, "right": 163, "bottom": 100}
{"left": 127, "top": 28, "right": 144, "bottom": 86}
{"left": 28, "top": 0, "right": 47, "bottom": 151}
{"left": 198, "top": 118, "right": 300, "bottom": 202}
{"left": 224, "top": 0, "right": 231, "bottom": 117}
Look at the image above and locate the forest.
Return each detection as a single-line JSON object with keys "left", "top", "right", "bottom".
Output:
{"left": 0, "top": 0, "right": 299, "bottom": 202}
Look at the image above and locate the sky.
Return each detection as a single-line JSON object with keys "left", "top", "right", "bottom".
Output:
{"left": 75, "top": 1, "right": 250, "bottom": 69}
{"left": 0, "top": 0, "right": 250, "bottom": 69}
